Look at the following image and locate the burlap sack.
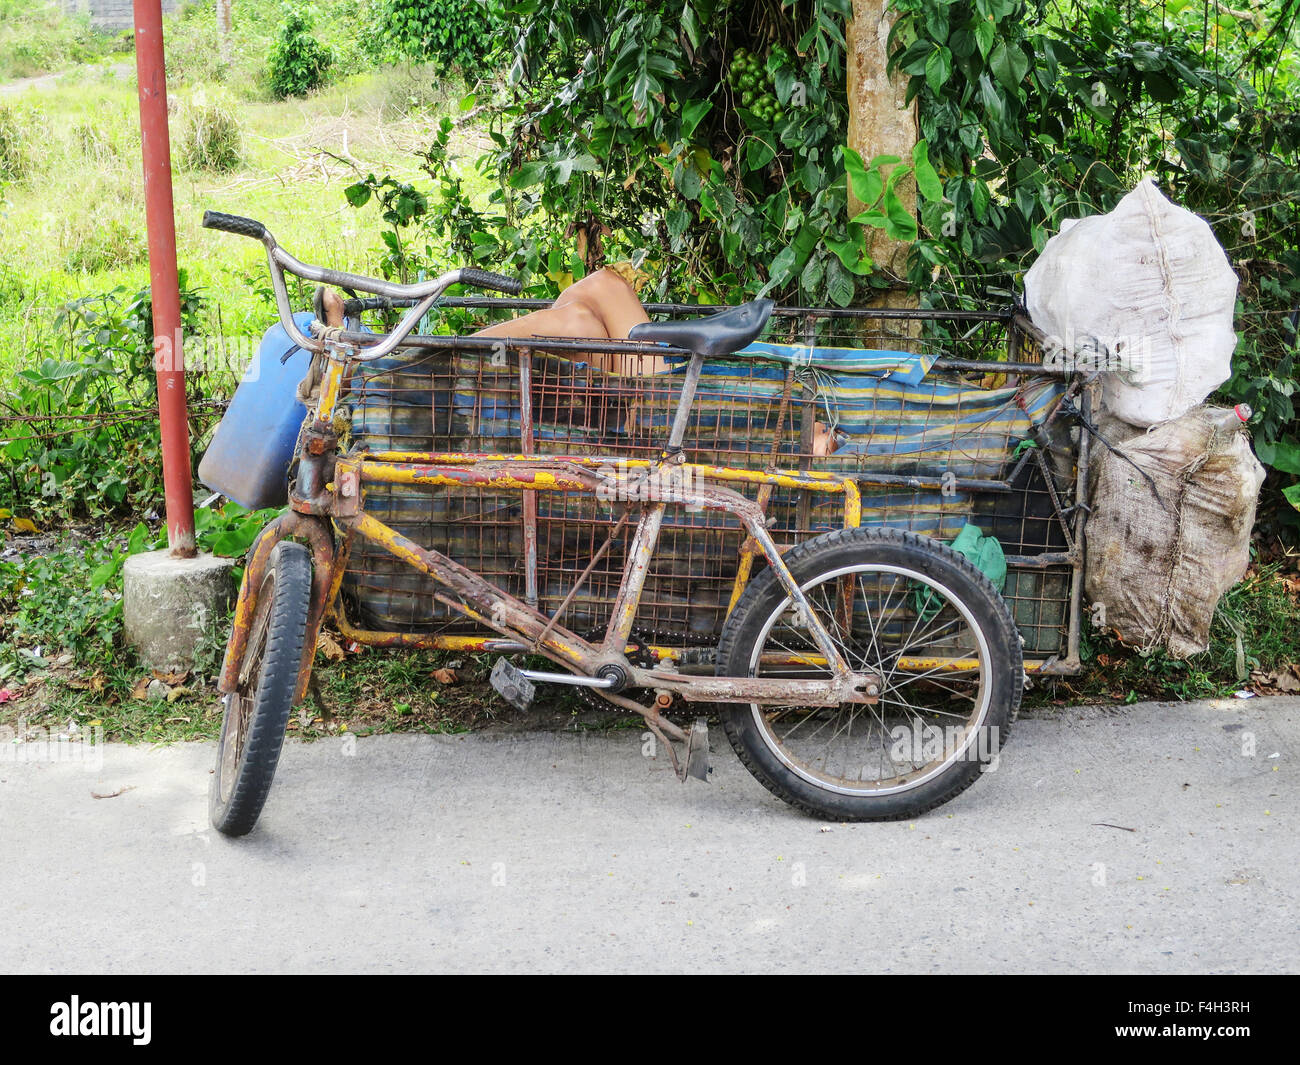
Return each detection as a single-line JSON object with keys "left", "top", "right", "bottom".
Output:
{"left": 1085, "top": 406, "right": 1264, "bottom": 657}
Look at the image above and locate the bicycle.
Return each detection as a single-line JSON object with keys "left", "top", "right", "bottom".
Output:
{"left": 200, "top": 210, "right": 1024, "bottom": 837}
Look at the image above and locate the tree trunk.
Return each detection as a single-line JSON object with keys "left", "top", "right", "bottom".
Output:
{"left": 845, "top": 0, "right": 918, "bottom": 304}
{"left": 216, "top": 0, "right": 233, "bottom": 71}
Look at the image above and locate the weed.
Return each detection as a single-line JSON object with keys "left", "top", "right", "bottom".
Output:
{"left": 173, "top": 88, "right": 244, "bottom": 172}
{"left": 0, "top": 102, "right": 31, "bottom": 182}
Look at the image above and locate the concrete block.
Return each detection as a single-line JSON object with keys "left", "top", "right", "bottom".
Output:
{"left": 123, "top": 550, "right": 236, "bottom": 671}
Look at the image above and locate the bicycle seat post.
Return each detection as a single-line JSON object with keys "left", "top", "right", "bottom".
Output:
{"left": 661, "top": 352, "right": 705, "bottom": 462}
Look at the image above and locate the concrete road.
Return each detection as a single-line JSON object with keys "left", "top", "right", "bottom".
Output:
{"left": 1, "top": 697, "right": 1295, "bottom": 974}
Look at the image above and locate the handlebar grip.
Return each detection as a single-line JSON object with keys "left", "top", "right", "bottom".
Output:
{"left": 460, "top": 268, "right": 523, "bottom": 296}
{"left": 202, "top": 210, "right": 267, "bottom": 240}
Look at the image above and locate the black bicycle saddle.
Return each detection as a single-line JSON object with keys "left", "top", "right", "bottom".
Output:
{"left": 627, "top": 298, "right": 775, "bottom": 358}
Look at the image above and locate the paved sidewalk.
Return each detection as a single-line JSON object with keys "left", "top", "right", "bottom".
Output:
{"left": 2, "top": 697, "right": 1295, "bottom": 973}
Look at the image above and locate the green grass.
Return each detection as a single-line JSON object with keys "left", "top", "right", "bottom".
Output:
{"left": 0, "top": 0, "right": 124, "bottom": 82}
{"left": 1026, "top": 559, "right": 1300, "bottom": 708}
{"left": 0, "top": 62, "right": 485, "bottom": 380}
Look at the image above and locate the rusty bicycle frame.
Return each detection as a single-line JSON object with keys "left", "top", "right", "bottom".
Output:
{"left": 217, "top": 326, "right": 886, "bottom": 759}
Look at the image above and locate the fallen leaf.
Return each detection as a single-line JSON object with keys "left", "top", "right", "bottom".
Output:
{"left": 11, "top": 517, "right": 38, "bottom": 534}
{"left": 67, "top": 671, "right": 107, "bottom": 693}
{"left": 129, "top": 676, "right": 151, "bottom": 701}
{"left": 0, "top": 689, "right": 14, "bottom": 704}
{"left": 432, "top": 668, "right": 459, "bottom": 685}
{"left": 165, "top": 686, "right": 192, "bottom": 704}
{"left": 91, "top": 785, "right": 137, "bottom": 800}
{"left": 151, "top": 668, "right": 189, "bottom": 686}
{"left": 1250, "top": 665, "right": 1300, "bottom": 694}
{"left": 316, "top": 631, "right": 346, "bottom": 662}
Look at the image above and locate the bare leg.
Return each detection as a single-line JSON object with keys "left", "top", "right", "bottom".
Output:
{"left": 470, "top": 270, "right": 839, "bottom": 453}
{"left": 472, "top": 268, "right": 652, "bottom": 372}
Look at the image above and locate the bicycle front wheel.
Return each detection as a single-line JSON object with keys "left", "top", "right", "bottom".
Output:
{"left": 717, "top": 526, "right": 1022, "bottom": 821}
{"left": 210, "top": 540, "right": 311, "bottom": 837}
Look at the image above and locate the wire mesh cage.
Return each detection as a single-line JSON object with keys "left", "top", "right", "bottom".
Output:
{"left": 337, "top": 299, "right": 1081, "bottom": 664}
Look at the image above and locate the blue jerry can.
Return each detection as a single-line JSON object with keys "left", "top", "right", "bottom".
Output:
{"left": 198, "top": 312, "right": 313, "bottom": 509}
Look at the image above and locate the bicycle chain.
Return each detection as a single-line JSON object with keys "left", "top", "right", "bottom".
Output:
{"left": 573, "top": 627, "right": 713, "bottom": 715}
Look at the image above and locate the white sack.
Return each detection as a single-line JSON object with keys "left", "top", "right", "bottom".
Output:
{"left": 1025, "top": 178, "right": 1238, "bottom": 427}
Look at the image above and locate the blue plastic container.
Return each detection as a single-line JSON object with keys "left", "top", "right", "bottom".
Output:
{"left": 198, "top": 313, "right": 313, "bottom": 509}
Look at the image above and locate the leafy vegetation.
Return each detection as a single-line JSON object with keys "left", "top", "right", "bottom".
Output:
{"left": 376, "top": 0, "right": 505, "bottom": 70}
{"left": 0, "top": 102, "right": 31, "bottom": 181}
{"left": 0, "top": 275, "right": 216, "bottom": 523}
{"left": 344, "top": 0, "right": 1298, "bottom": 531}
{"left": 886, "top": 0, "right": 1300, "bottom": 531}
{"left": 0, "top": 0, "right": 123, "bottom": 82}
{"left": 266, "top": 8, "right": 335, "bottom": 99}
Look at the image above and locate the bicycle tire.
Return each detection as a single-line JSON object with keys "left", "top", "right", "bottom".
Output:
{"left": 717, "top": 526, "right": 1022, "bottom": 821}
{"left": 209, "top": 540, "right": 311, "bottom": 837}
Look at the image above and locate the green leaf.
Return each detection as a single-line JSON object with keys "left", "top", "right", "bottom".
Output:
{"left": 768, "top": 243, "right": 799, "bottom": 287}
{"left": 989, "top": 40, "right": 1028, "bottom": 92}
{"left": 844, "top": 147, "right": 883, "bottom": 206}
{"left": 800, "top": 253, "right": 825, "bottom": 295}
{"left": 554, "top": 153, "right": 597, "bottom": 184}
{"left": 344, "top": 182, "right": 371, "bottom": 208}
{"left": 924, "top": 46, "right": 951, "bottom": 94}
{"left": 850, "top": 208, "right": 887, "bottom": 228}
{"left": 911, "top": 142, "right": 943, "bottom": 202}
{"left": 824, "top": 256, "right": 855, "bottom": 307}
{"left": 978, "top": 74, "right": 1005, "bottom": 126}
{"left": 745, "top": 137, "right": 777, "bottom": 171}
{"left": 1256, "top": 439, "right": 1300, "bottom": 475}
{"left": 1284, "top": 483, "right": 1300, "bottom": 511}
{"left": 824, "top": 231, "right": 873, "bottom": 275}
{"left": 209, "top": 522, "right": 263, "bottom": 558}
{"left": 682, "top": 3, "right": 702, "bottom": 50}
{"left": 680, "top": 98, "right": 712, "bottom": 140}
{"left": 507, "top": 160, "right": 548, "bottom": 188}
{"left": 973, "top": 16, "right": 995, "bottom": 60}
{"left": 90, "top": 557, "right": 120, "bottom": 590}
{"left": 666, "top": 206, "right": 691, "bottom": 241}
{"left": 883, "top": 190, "right": 918, "bottom": 242}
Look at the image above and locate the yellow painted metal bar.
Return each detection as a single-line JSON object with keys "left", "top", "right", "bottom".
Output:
{"left": 359, "top": 451, "right": 858, "bottom": 497}
{"left": 315, "top": 358, "right": 346, "bottom": 422}
{"left": 332, "top": 605, "right": 672, "bottom": 661}
{"left": 356, "top": 460, "right": 595, "bottom": 494}
{"left": 756, "top": 652, "right": 1050, "bottom": 673}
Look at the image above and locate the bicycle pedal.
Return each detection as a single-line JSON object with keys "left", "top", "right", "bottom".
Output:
{"left": 489, "top": 658, "right": 536, "bottom": 712}
{"left": 683, "top": 717, "right": 710, "bottom": 783}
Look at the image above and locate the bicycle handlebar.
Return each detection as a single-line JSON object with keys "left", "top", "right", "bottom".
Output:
{"left": 201, "top": 210, "right": 523, "bottom": 361}
{"left": 202, "top": 211, "right": 267, "bottom": 241}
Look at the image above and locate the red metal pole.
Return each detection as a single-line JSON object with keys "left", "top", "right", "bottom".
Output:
{"left": 134, "top": 0, "right": 196, "bottom": 557}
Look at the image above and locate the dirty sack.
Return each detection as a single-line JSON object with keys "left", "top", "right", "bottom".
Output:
{"left": 1085, "top": 405, "right": 1264, "bottom": 657}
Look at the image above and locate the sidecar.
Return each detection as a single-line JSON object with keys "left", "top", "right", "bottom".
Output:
{"left": 308, "top": 297, "right": 1088, "bottom": 675}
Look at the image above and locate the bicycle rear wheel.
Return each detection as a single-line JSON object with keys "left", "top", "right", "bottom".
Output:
{"left": 717, "top": 526, "right": 1022, "bottom": 821}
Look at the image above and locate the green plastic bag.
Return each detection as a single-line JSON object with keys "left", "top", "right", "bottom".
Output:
{"left": 914, "top": 524, "right": 1006, "bottom": 620}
